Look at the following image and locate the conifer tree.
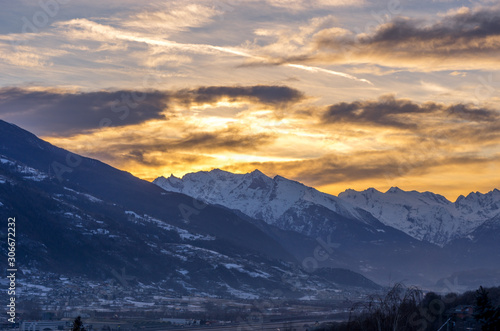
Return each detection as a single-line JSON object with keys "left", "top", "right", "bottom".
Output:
{"left": 474, "top": 286, "right": 500, "bottom": 331}
{"left": 72, "top": 316, "right": 86, "bottom": 331}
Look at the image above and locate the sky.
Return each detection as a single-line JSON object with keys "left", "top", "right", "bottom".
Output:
{"left": 0, "top": 0, "right": 499, "bottom": 200}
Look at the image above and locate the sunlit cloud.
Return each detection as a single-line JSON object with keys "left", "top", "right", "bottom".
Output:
{"left": 249, "top": 0, "right": 365, "bottom": 10}
{"left": 27, "top": 86, "right": 499, "bottom": 200}
{"left": 1, "top": 0, "right": 499, "bottom": 199}
{"left": 121, "top": 2, "right": 220, "bottom": 34}
{"left": 0, "top": 85, "right": 307, "bottom": 136}
{"left": 221, "top": 149, "right": 500, "bottom": 201}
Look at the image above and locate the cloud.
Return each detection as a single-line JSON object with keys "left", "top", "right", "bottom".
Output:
{"left": 320, "top": 95, "right": 499, "bottom": 129}
{"left": 0, "top": 87, "right": 170, "bottom": 136}
{"left": 322, "top": 95, "right": 438, "bottom": 129}
{"left": 121, "top": 3, "right": 219, "bottom": 35}
{"left": 0, "top": 85, "right": 306, "bottom": 136}
{"left": 224, "top": 150, "right": 408, "bottom": 184}
{"left": 363, "top": 7, "right": 500, "bottom": 47}
{"left": 248, "top": 0, "right": 365, "bottom": 9}
{"left": 165, "top": 127, "right": 275, "bottom": 151}
{"left": 173, "top": 85, "right": 306, "bottom": 108}
{"left": 268, "top": 7, "right": 500, "bottom": 71}
{"left": 126, "top": 153, "right": 214, "bottom": 175}
{"left": 0, "top": 48, "right": 48, "bottom": 67}
{"left": 31, "top": 86, "right": 498, "bottom": 198}
{"left": 140, "top": 127, "right": 270, "bottom": 152}
{"left": 239, "top": 15, "right": 372, "bottom": 83}
{"left": 445, "top": 103, "right": 498, "bottom": 121}
{"left": 50, "top": 126, "right": 276, "bottom": 173}
{"left": 0, "top": 39, "right": 69, "bottom": 68}
{"left": 104, "top": 127, "right": 275, "bottom": 157}
{"left": 222, "top": 149, "right": 500, "bottom": 193}
{"left": 52, "top": 17, "right": 371, "bottom": 84}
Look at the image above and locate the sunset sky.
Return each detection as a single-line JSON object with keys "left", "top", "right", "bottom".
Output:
{"left": 1, "top": 0, "right": 499, "bottom": 200}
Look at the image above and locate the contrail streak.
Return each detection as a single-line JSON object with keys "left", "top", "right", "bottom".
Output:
{"left": 286, "top": 64, "right": 373, "bottom": 85}
{"left": 61, "top": 19, "right": 372, "bottom": 84}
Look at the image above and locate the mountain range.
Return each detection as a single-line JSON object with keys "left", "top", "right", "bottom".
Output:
{"left": 1, "top": 118, "right": 499, "bottom": 300}
{"left": 0, "top": 119, "right": 381, "bottom": 300}
{"left": 155, "top": 171, "right": 500, "bottom": 247}
{"left": 154, "top": 168, "right": 500, "bottom": 288}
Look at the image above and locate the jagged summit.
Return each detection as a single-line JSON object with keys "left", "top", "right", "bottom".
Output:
{"left": 339, "top": 186, "right": 500, "bottom": 246}
{"left": 154, "top": 168, "right": 365, "bottom": 235}
{"left": 250, "top": 169, "right": 265, "bottom": 176}
{"left": 386, "top": 186, "right": 404, "bottom": 193}
{"left": 156, "top": 169, "right": 500, "bottom": 246}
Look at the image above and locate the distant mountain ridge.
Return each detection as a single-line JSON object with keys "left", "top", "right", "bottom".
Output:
{"left": 154, "top": 170, "right": 500, "bottom": 246}
{"left": 339, "top": 187, "right": 500, "bottom": 246}
{"left": 154, "top": 169, "right": 367, "bottom": 233}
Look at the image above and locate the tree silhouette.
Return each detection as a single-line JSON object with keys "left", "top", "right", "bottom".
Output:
{"left": 72, "top": 316, "right": 86, "bottom": 331}
{"left": 474, "top": 286, "right": 500, "bottom": 331}
{"left": 346, "top": 283, "right": 422, "bottom": 331}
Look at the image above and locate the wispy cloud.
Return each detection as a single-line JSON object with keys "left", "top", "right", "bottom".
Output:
{"left": 247, "top": 0, "right": 365, "bottom": 10}
{"left": 121, "top": 3, "right": 220, "bottom": 35}
{"left": 221, "top": 149, "right": 500, "bottom": 199}
{"left": 53, "top": 18, "right": 372, "bottom": 84}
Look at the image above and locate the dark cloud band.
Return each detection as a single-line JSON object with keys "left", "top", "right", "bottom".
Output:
{"left": 0, "top": 85, "right": 304, "bottom": 136}
{"left": 173, "top": 85, "right": 305, "bottom": 108}
{"left": 307, "top": 7, "right": 500, "bottom": 68}
{"left": 0, "top": 88, "right": 170, "bottom": 136}
{"left": 321, "top": 95, "right": 498, "bottom": 129}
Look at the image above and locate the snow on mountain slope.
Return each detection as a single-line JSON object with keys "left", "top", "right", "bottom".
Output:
{"left": 455, "top": 189, "right": 500, "bottom": 221}
{"left": 338, "top": 187, "right": 500, "bottom": 246}
{"left": 1, "top": 155, "right": 48, "bottom": 182}
{"left": 154, "top": 169, "right": 364, "bottom": 230}
{"left": 155, "top": 169, "right": 500, "bottom": 247}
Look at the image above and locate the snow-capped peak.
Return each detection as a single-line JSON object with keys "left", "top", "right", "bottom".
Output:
{"left": 454, "top": 189, "right": 500, "bottom": 220}
{"left": 338, "top": 187, "right": 500, "bottom": 246}
{"left": 154, "top": 169, "right": 362, "bottom": 227}
{"left": 386, "top": 186, "right": 404, "bottom": 194}
{"left": 154, "top": 169, "right": 500, "bottom": 247}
